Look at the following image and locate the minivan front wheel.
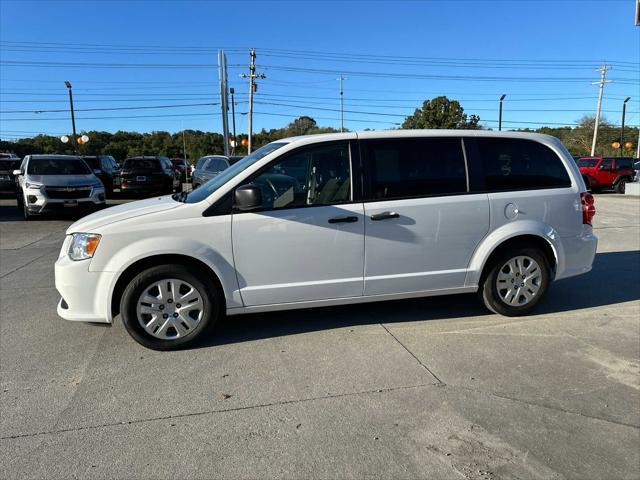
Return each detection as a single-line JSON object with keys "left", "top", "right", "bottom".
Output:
{"left": 480, "top": 248, "right": 550, "bottom": 316}
{"left": 120, "top": 264, "right": 220, "bottom": 350}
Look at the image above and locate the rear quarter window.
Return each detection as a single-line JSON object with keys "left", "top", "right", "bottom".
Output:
{"left": 475, "top": 138, "right": 571, "bottom": 191}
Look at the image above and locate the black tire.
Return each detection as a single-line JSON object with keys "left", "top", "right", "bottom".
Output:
{"left": 479, "top": 247, "right": 551, "bottom": 317}
{"left": 22, "top": 199, "right": 33, "bottom": 221}
{"left": 614, "top": 178, "right": 627, "bottom": 194}
{"left": 120, "top": 264, "right": 222, "bottom": 350}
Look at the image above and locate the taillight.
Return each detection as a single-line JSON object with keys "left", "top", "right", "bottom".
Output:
{"left": 581, "top": 192, "right": 595, "bottom": 226}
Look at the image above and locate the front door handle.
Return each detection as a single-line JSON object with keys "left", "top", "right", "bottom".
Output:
{"left": 371, "top": 211, "right": 400, "bottom": 221}
{"left": 328, "top": 216, "right": 359, "bottom": 224}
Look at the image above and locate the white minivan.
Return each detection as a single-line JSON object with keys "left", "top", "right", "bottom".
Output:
{"left": 55, "top": 130, "right": 597, "bottom": 350}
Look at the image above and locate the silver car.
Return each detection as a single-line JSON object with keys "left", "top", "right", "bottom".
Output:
{"left": 14, "top": 154, "right": 106, "bottom": 220}
{"left": 191, "top": 155, "right": 230, "bottom": 189}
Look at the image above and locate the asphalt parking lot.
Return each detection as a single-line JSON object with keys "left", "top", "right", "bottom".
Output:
{"left": 0, "top": 193, "right": 638, "bottom": 479}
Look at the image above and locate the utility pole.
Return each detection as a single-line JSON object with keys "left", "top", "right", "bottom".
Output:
{"left": 64, "top": 81, "right": 78, "bottom": 153}
{"left": 230, "top": 87, "right": 237, "bottom": 155}
{"left": 218, "top": 50, "right": 230, "bottom": 156}
{"left": 498, "top": 94, "right": 506, "bottom": 131}
{"left": 338, "top": 76, "right": 346, "bottom": 132}
{"left": 591, "top": 65, "right": 611, "bottom": 157}
{"left": 620, "top": 97, "right": 631, "bottom": 156}
{"left": 240, "top": 48, "right": 265, "bottom": 154}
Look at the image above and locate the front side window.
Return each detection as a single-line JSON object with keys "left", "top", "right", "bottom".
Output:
{"left": 476, "top": 138, "right": 571, "bottom": 191}
{"left": 599, "top": 158, "right": 613, "bottom": 170}
{"left": 27, "top": 158, "right": 91, "bottom": 175}
{"left": 185, "top": 142, "right": 288, "bottom": 204}
{"left": 245, "top": 142, "right": 351, "bottom": 210}
{"left": 365, "top": 137, "right": 467, "bottom": 200}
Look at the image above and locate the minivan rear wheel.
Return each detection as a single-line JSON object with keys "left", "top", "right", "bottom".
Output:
{"left": 480, "top": 247, "right": 550, "bottom": 316}
{"left": 120, "top": 264, "right": 220, "bottom": 350}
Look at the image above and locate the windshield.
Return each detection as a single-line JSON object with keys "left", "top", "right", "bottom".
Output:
{"left": 577, "top": 159, "right": 599, "bottom": 168}
{"left": 184, "top": 142, "right": 287, "bottom": 203}
{"left": 82, "top": 157, "right": 100, "bottom": 170}
{"left": 27, "top": 158, "right": 91, "bottom": 175}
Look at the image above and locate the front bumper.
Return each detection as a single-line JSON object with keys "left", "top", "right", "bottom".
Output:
{"left": 55, "top": 247, "right": 115, "bottom": 323}
{"left": 555, "top": 228, "right": 598, "bottom": 280}
{"left": 25, "top": 187, "right": 105, "bottom": 214}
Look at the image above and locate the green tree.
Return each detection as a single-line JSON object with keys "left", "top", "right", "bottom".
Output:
{"left": 401, "top": 96, "right": 481, "bottom": 130}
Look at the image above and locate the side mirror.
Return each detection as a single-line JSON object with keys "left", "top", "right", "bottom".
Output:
{"left": 234, "top": 184, "right": 262, "bottom": 211}
{"left": 93, "top": 169, "right": 102, "bottom": 175}
{"left": 12, "top": 169, "right": 23, "bottom": 176}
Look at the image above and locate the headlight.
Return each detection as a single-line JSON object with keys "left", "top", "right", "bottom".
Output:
{"left": 68, "top": 233, "right": 101, "bottom": 261}
{"left": 25, "top": 182, "right": 43, "bottom": 190}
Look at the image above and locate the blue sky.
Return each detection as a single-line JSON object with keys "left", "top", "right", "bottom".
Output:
{"left": 0, "top": 0, "right": 638, "bottom": 140}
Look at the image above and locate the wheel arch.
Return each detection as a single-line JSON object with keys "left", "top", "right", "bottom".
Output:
{"left": 466, "top": 224, "right": 561, "bottom": 288}
{"left": 110, "top": 253, "right": 226, "bottom": 321}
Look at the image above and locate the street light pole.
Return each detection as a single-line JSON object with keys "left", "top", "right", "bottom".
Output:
{"left": 64, "top": 81, "right": 78, "bottom": 153}
{"left": 620, "top": 96, "right": 631, "bottom": 157}
{"left": 498, "top": 94, "right": 506, "bottom": 131}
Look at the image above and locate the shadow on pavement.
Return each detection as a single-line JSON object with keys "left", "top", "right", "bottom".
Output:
{"left": 198, "top": 250, "right": 639, "bottom": 349}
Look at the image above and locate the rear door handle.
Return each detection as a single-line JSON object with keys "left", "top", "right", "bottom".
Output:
{"left": 371, "top": 211, "right": 400, "bottom": 221}
{"left": 328, "top": 216, "right": 359, "bottom": 224}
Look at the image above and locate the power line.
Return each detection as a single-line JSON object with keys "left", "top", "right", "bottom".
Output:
{"left": 0, "top": 102, "right": 221, "bottom": 114}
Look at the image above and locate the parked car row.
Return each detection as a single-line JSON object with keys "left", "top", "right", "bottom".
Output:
{"left": 10, "top": 154, "right": 185, "bottom": 220}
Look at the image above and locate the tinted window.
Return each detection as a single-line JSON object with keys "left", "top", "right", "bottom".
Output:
{"left": 123, "top": 159, "right": 160, "bottom": 171}
{"left": 615, "top": 158, "right": 632, "bottom": 169}
{"left": 476, "top": 138, "right": 571, "bottom": 191}
{"left": 600, "top": 158, "right": 613, "bottom": 170}
{"left": 365, "top": 137, "right": 467, "bottom": 200}
{"left": 0, "top": 159, "right": 21, "bottom": 170}
{"left": 27, "top": 158, "right": 91, "bottom": 175}
{"left": 578, "top": 159, "right": 599, "bottom": 168}
{"left": 246, "top": 143, "right": 351, "bottom": 210}
{"left": 82, "top": 157, "right": 100, "bottom": 170}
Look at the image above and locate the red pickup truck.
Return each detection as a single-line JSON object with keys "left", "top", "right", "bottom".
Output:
{"left": 577, "top": 157, "right": 635, "bottom": 193}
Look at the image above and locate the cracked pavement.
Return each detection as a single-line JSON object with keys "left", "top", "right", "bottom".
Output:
{"left": 1, "top": 194, "right": 639, "bottom": 479}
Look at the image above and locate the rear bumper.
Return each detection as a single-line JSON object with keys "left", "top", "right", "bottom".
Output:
{"left": 555, "top": 229, "right": 598, "bottom": 280}
{"left": 55, "top": 253, "right": 114, "bottom": 323}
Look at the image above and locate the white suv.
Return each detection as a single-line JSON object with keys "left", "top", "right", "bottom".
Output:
{"left": 14, "top": 154, "right": 106, "bottom": 220}
{"left": 55, "top": 131, "right": 597, "bottom": 350}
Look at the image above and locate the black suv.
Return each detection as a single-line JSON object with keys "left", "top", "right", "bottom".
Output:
{"left": 120, "top": 156, "right": 181, "bottom": 197}
{"left": 0, "top": 153, "right": 21, "bottom": 193}
{"left": 81, "top": 155, "right": 121, "bottom": 197}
